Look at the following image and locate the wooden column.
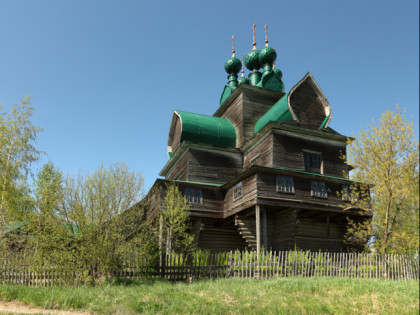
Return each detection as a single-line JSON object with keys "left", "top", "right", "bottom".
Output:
{"left": 262, "top": 207, "right": 267, "bottom": 251}
{"left": 256, "top": 205, "right": 261, "bottom": 259}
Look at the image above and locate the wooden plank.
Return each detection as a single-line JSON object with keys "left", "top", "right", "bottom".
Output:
{"left": 256, "top": 205, "right": 261, "bottom": 260}
{"left": 262, "top": 209, "right": 268, "bottom": 251}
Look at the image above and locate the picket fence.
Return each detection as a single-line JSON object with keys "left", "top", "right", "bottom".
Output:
{"left": 1, "top": 251, "right": 419, "bottom": 286}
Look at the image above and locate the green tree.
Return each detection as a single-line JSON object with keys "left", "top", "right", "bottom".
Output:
{"left": 35, "top": 162, "right": 63, "bottom": 216}
{"left": 160, "top": 184, "right": 194, "bottom": 256}
{"left": 30, "top": 162, "right": 146, "bottom": 283}
{"left": 345, "top": 106, "right": 419, "bottom": 255}
{"left": 27, "top": 162, "right": 64, "bottom": 257}
{"left": 0, "top": 97, "right": 42, "bottom": 239}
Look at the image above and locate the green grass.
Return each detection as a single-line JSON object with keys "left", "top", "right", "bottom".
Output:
{"left": 0, "top": 277, "right": 418, "bottom": 314}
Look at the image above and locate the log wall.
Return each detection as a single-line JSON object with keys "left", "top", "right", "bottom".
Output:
{"left": 219, "top": 88, "right": 283, "bottom": 147}
{"left": 198, "top": 218, "right": 247, "bottom": 252}
{"left": 166, "top": 152, "right": 190, "bottom": 181}
{"left": 272, "top": 131, "right": 348, "bottom": 177}
{"left": 224, "top": 175, "right": 258, "bottom": 218}
{"left": 274, "top": 209, "right": 297, "bottom": 250}
{"left": 188, "top": 149, "right": 242, "bottom": 184}
{"left": 257, "top": 172, "right": 347, "bottom": 204}
{"left": 243, "top": 134, "right": 273, "bottom": 169}
{"left": 290, "top": 79, "right": 326, "bottom": 130}
{"left": 177, "top": 186, "right": 224, "bottom": 219}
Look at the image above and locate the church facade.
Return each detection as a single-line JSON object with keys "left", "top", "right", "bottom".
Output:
{"left": 148, "top": 29, "right": 369, "bottom": 253}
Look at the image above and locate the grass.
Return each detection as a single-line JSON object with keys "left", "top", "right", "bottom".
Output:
{"left": 0, "top": 277, "right": 418, "bottom": 314}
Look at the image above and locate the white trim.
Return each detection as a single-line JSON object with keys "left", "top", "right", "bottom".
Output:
{"left": 167, "top": 110, "right": 183, "bottom": 157}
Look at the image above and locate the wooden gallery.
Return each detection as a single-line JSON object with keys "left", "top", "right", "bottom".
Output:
{"left": 147, "top": 31, "right": 370, "bottom": 253}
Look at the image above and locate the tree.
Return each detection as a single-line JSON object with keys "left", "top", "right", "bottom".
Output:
{"left": 345, "top": 106, "right": 419, "bottom": 255}
{"left": 0, "top": 97, "right": 42, "bottom": 240}
{"left": 35, "top": 162, "right": 63, "bottom": 216}
{"left": 160, "top": 184, "right": 194, "bottom": 256}
{"left": 30, "top": 162, "right": 146, "bottom": 283}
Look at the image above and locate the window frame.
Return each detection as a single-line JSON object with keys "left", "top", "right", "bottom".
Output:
{"left": 342, "top": 184, "right": 352, "bottom": 201}
{"left": 184, "top": 187, "right": 203, "bottom": 205}
{"left": 233, "top": 181, "right": 242, "bottom": 201}
{"left": 303, "top": 150, "right": 323, "bottom": 174}
{"left": 311, "top": 180, "right": 327, "bottom": 198}
{"left": 276, "top": 175, "right": 295, "bottom": 194}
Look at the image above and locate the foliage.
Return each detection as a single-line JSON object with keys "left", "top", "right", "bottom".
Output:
{"left": 27, "top": 162, "right": 146, "bottom": 284}
{"left": 344, "top": 106, "right": 419, "bottom": 255}
{"left": 160, "top": 183, "right": 194, "bottom": 256}
{"left": 0, "top": 278, "right": 418, "bottom": 314}
{"left": 0, "top": 97, "right": 42, "bottom": 238}
{"left": 35, "top": 162, "right": 63, "bottom": 216}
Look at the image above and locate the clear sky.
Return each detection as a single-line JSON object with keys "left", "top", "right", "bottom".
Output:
{"left": 1, "top": 0, "right": 418, "bottom": 191}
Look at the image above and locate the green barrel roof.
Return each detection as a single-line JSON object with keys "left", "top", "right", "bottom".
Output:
{"left": 253, "top": 92, "right": 294, "bottom": 133}
{"left": 175, "top": 110, "right": 236, "bottom": 148}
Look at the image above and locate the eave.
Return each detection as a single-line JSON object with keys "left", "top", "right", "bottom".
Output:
{"left": 221, "top": 165, "right": 360, "bottom": 191}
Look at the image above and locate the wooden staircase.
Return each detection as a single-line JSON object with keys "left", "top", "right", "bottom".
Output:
{"left": 235, "top": 216, "right": 257, "bottom": 250}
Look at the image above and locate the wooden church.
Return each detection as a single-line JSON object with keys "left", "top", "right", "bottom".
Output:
{"left": 148, "top": 26, "right": 370, "bottom": 253}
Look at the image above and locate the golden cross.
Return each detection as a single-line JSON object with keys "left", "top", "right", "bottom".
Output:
{"left": 231, "top": 35, "right": 236, "bottom": 57}
{"left": 264, "top": 24, "right": 269, "bottom": 47}
{"left": 252, "top": 24, "right": 257, "bottom": 50}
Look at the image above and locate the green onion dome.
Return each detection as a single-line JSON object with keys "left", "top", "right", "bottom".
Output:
{"left": 259, "top": 46, "right": 277, "bottom": 65}
{"left": 224, "top": 57, "right": 242, "bottom": 75}
{"left": 272, "top": 66, "right": 282, "bottom": 79}
{"left": 245, "top": 50, "right": 261, "bottom": 71}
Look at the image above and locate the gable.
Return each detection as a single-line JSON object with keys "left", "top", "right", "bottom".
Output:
{"left": 253, "top": 73, "right": 332, "bottom": 134}
{"left": 289, "top": 73, "right": 332, "bottom": 130}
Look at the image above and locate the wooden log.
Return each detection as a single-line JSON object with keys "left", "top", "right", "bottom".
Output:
{"left": 403, "top": 255, "right": 408, "bottom": 281}
{"left": 405, "top": 255, "right": 411, "bottom": 281}
{"left": 339, "top": 252, "right": 342, "bottom": 277}
{"left": 401, "top": 254, "right": 406, "bottom": 281}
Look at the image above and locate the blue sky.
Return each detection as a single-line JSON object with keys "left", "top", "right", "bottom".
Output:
{"left": 1, "top": 0, "right": 418, "bottom": 191}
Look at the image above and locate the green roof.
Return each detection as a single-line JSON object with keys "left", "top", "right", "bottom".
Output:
{"left": 254, "top": 92, "right": 294, "bottom": 133}
{"left": 175, "top": 110, "right": 236, "bottom": 148}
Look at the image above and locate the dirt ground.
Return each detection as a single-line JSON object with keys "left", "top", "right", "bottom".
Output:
{"left": 0, "top": 300, "right": 91, "bottom": 315}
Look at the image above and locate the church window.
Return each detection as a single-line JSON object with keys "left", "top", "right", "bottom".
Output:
{"left": 342, "top": 185, "right": 353, "bottom": 201}
{"left": 185, "top": 187, "right": 203, "bottom": 204}
{"left": 311, "top": 180, "right": 327, "bottom": 198}
{"left": 276, "top": 175, "right": 294, "bottom": 193}
{"left": 233, "top": 181, "right": 242, "bottom": 200}
{"left": 304, "top": 151, "right": 322, "bottom": 173}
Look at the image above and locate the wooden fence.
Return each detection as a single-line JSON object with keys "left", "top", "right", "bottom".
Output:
{"left": 1, "top": 251, "right": 419, "bottom": 285}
